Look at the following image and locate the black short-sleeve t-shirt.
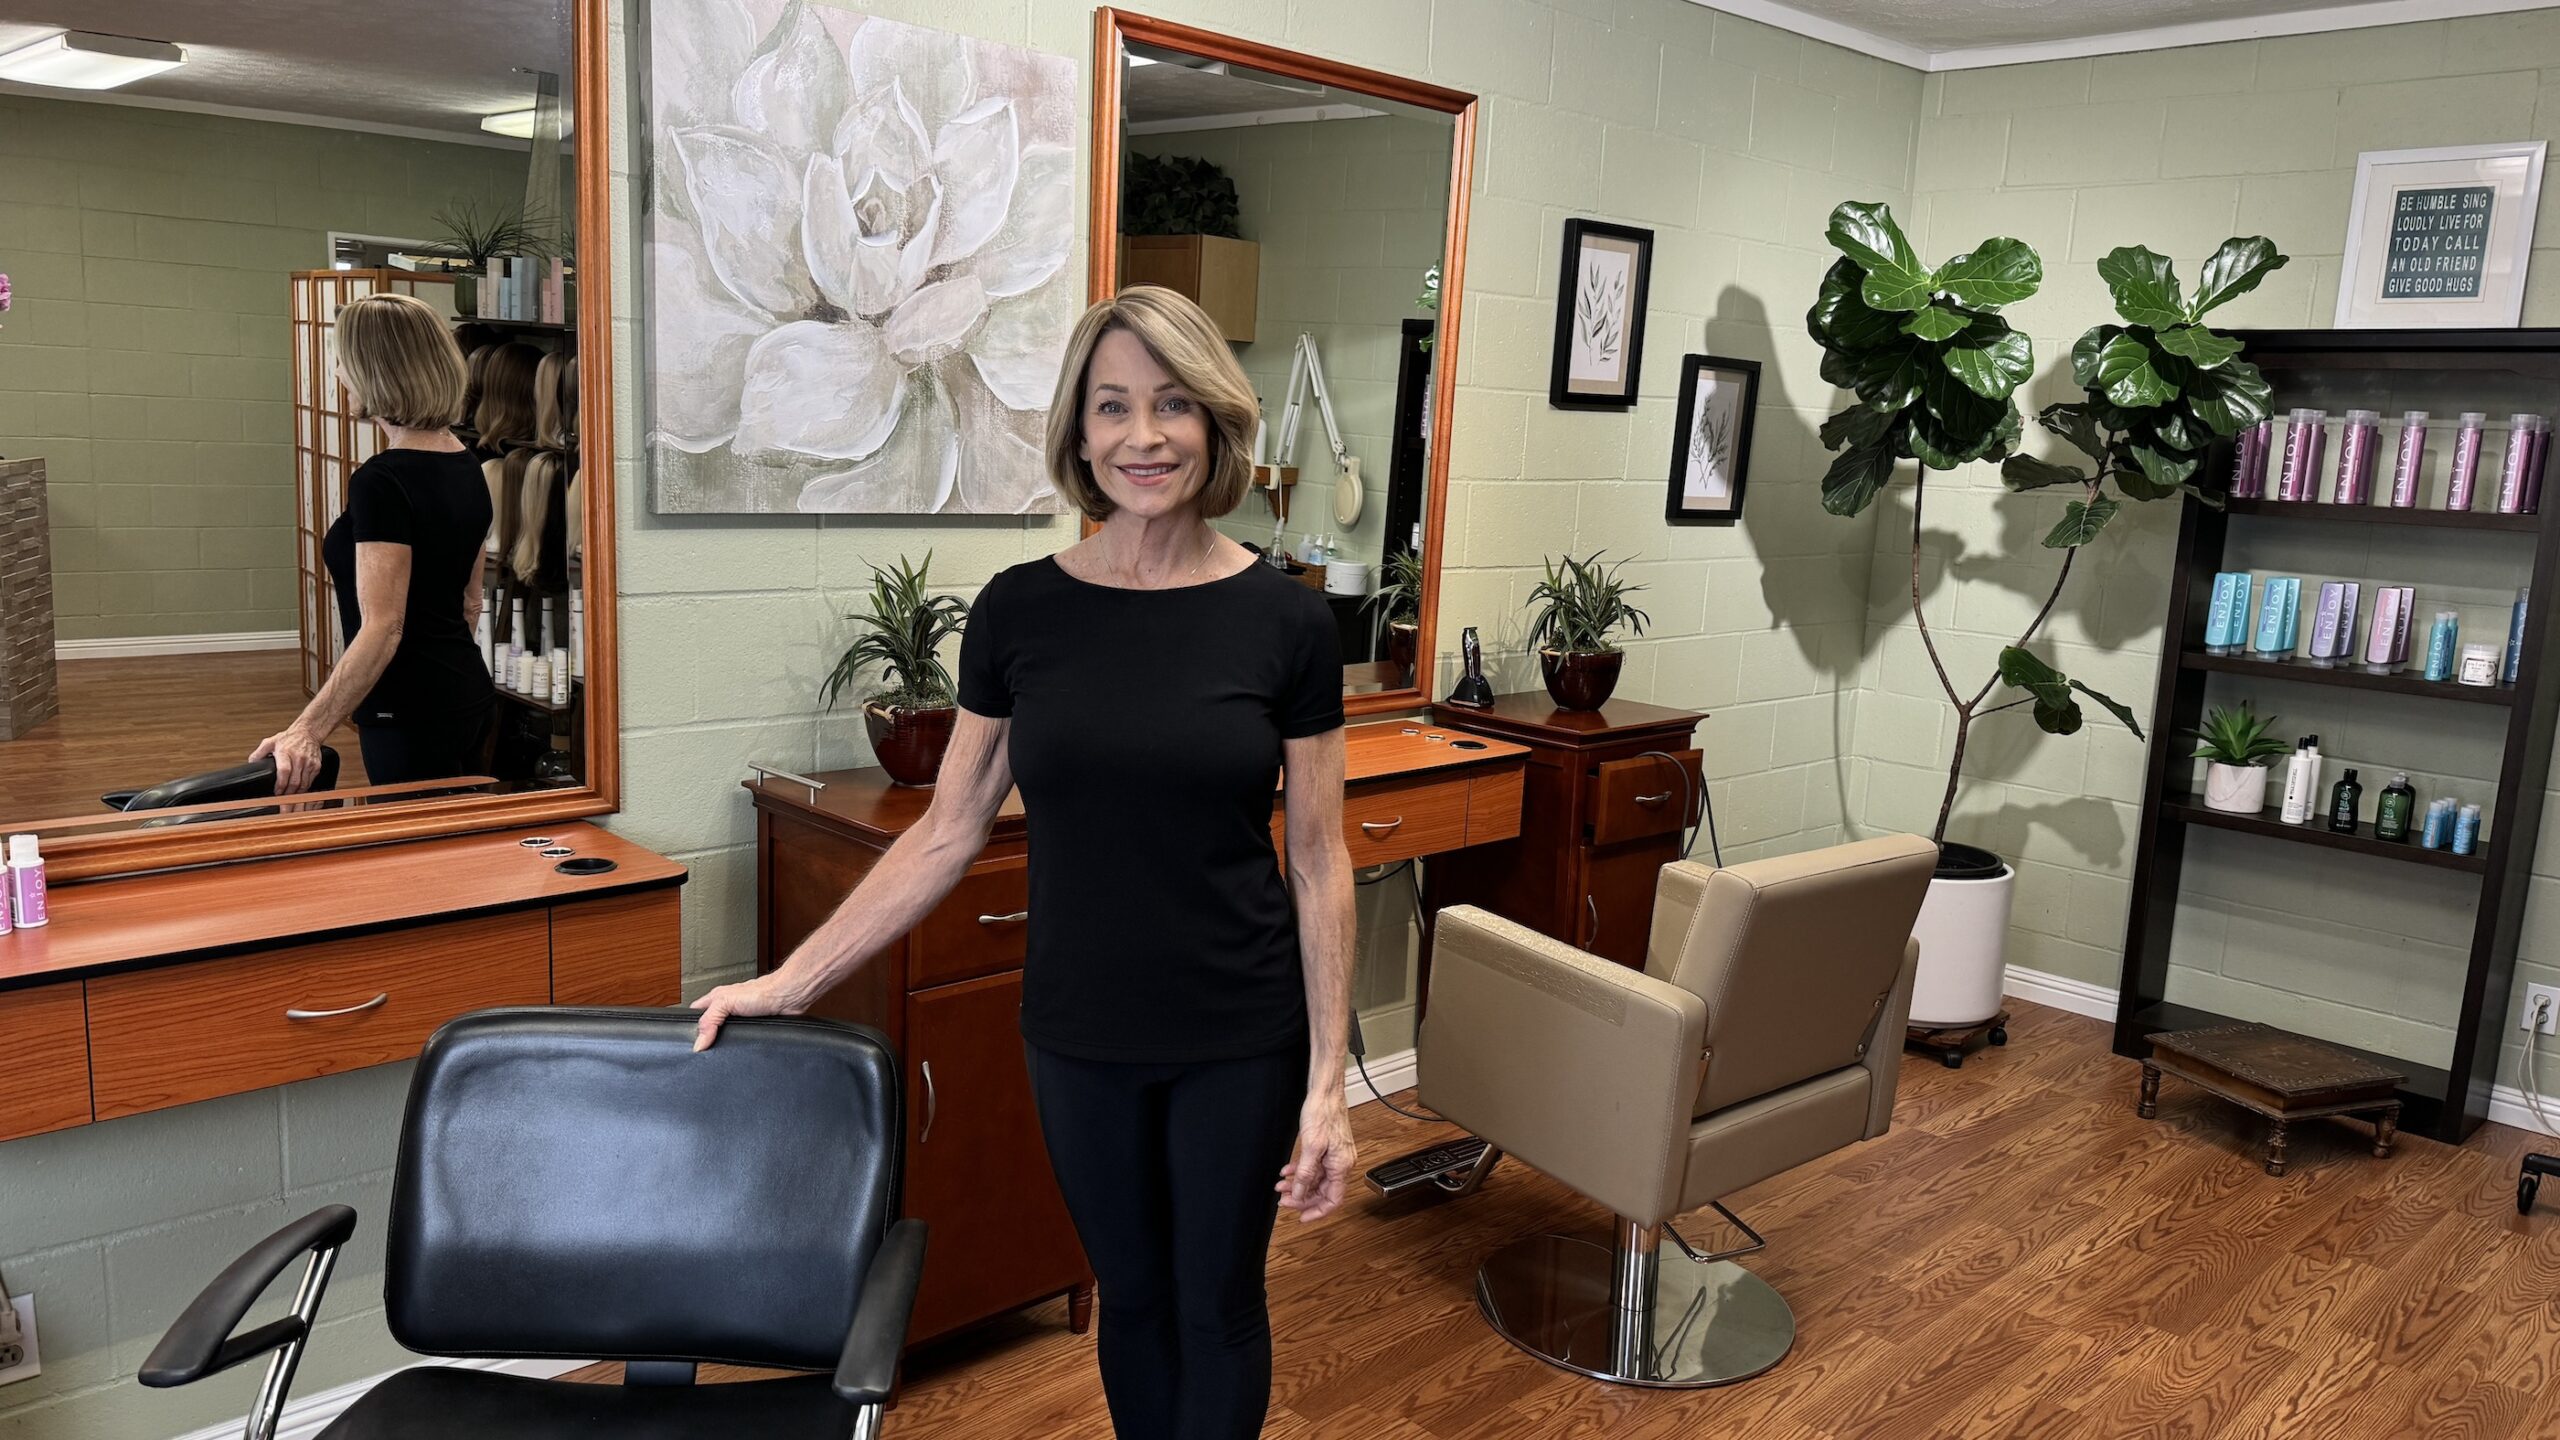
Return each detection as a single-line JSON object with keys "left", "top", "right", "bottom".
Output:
{"left": 323, "top": 448, "right": 496, "bottom": 726}
{"left": 958, "top": 554, "right": 1345, "bottom": 1063}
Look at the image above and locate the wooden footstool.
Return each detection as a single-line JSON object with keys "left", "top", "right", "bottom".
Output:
{"left": 2139, "top": 1023, "right": 2404, "bottom": 1177}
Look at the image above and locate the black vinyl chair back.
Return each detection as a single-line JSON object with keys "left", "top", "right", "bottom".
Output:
{"left": 114, "top": 748, "right": 341, "bottom": 812}
{"left": 387, "top": 1009, "right": 904, "bottom": 1371}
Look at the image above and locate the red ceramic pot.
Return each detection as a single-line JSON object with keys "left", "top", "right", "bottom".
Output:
{"left": 864, "top": 700, "right": 957, "bottom": 786}
{"left": 1539, "top": 648, "right": 1622, "bottom": 711}
{"left": 1386, "top": 620, "right": 1418, "bottom": 679}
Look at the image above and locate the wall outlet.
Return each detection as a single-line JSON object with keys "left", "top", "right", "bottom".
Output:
{"left": 2525, "top": 985, "right": 2560, "bottom": 1036}
{"left": 0, "top": 1293, "right": 40, "bottom": 1386}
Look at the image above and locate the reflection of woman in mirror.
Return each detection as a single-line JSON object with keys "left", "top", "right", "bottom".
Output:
{"left": 691, "top": 286, "right": 1355, "bottom": 1439}
{"left": 252, "top": 294, "right": 495, "bottom": 790}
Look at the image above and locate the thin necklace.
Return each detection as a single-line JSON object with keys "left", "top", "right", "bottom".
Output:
{"left": 1114, "top": 524, "right": 1214, "bottom": 588}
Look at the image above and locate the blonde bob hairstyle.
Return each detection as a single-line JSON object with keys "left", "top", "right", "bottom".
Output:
{"left": 1043, "top": 285, "right": 1257, "bottom": 522}
{"left": 336, "top": 293, "right": 468, "bottom": 429}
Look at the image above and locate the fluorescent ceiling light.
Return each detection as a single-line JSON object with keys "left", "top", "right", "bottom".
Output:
{"left": 480, "top": 107, "right": 572, "bottom": 139}
{"left": 0, "top": 30, "right": 185, "bottom": 90}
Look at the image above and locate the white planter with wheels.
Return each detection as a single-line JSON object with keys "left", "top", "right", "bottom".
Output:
{"left": 2203, "top": 761, "right": 2271, "bottom": 814}
{"left": 1907, "top": 857, "right": 2016, "bottom": 1028}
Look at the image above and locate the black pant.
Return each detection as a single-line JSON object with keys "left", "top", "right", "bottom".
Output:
{"left": 356, "top": 704, "right": 493, "bottom": 786}
{"left": 1026, "top": 1040, "right": 1307, "bottom": 1440}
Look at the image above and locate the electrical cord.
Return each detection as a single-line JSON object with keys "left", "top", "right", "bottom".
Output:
{"left": 1340, "top": 860, "right": 1452, "bottom": 1124}
{"left": 2527, "top": 996, "right": 2558, "bottom": 1138}
{"left": 1637, "top": 749, "right": 1722, "bottom": 866}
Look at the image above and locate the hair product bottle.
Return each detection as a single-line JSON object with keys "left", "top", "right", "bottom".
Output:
{"left": 2507, "top": 587, "right": 2531, "bottom": 686}
{"left": 2327, "top": 768, "right": 2363, "bottom": 834}
{"left": 2448, "top": 413, "right": 2487, "bottom": 510}
{"left": 2388, "top": 411, "right": 2427, "bottom": 507}
{"left": 2333, "top": 409, "right": 2380, "bottom": 504}
{"left": 2425, "top": 611, "right": 2461, "bottom": 682}
{"left": 2231, "top": 419, "right": 2273, "bottom": 498}
{"left": 2453, "top": 803, "right": 2482, "bottom": 855}
{"left": 5, "top": 833, "right": 47, "bottom": 928}
{"left": 2280, "top": 736, "right": 2320, "bottom": 825}
{"left": 2375, "top": 773, "right": 2417, "bottom": 842}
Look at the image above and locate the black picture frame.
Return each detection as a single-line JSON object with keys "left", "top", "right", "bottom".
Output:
{"left": 1665, "top": 354, "right": 1759, "bottom": 526}
{"left": 1548, "top": 218, "right": 1652, "bottom": 410}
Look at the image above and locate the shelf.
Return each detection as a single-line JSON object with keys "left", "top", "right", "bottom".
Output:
{"left": 497, "top": 680, "right": 581, "bottom": 716}
{"left": 2178, "top": 650, "right": 2517, "bottom": 706}
{"left": 2220, "top": 497, "right": 2540, "bottom": 532}
{"left": 464, "top": 315, "right": 576, "bottom": 333}
{"left": 2119, "top": 1001, "right": 2454, "bottom": 1105}
{"left": 2162, "top": 796, "right": 2488, "bottom": 874}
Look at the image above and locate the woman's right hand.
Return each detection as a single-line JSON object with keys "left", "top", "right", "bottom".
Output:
{"left": 689, "top": 972, "right": 813, "bottom": 1052}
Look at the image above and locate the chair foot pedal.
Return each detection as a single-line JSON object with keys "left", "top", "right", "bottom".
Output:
{"left": 1366, "top": 1135, "right": 1489, "bottom": 1197}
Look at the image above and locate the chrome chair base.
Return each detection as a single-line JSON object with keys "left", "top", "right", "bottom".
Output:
{"left": 1475, "top": 1231, "right": 1795, "bottom": 1388}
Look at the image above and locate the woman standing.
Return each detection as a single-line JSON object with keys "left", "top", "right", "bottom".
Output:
{"left": 692, "top": 286, "right": 1356, "bottom": 1439}
{"left": 252, "top": 293, "right": 494, "bottom": 789}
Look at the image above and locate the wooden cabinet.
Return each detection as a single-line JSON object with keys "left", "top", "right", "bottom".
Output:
{"left": 1120, "top": 234, "right": 1259, "bottom": 342}
{"left": 0, "top": 986, "right": 90, "bottom": 1142}
{"left": 1424, "top": 694, "right": 1705, "bottom": 991}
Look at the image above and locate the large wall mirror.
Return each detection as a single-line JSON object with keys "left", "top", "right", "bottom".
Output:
{"left": 0, "top": 0, "right": 619, "bottom": 879}
{"left": 1091, "top": 10, "right": 1473, "bottom": 716}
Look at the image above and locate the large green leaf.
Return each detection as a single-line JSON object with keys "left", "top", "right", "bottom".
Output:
{"left": 1809, "top": 259, "right": 1902, "bottom": 351}
{"left": 2154, "top": 324, "right": 2245, "bottom": 369}
{"left": 1997, "top": 647, "right": 2084, "bottom": 736}
{"left": 2147, "top": 407, "right": 2207, "bottom": 452}
{"left": 1901, "top": 304, "right": 1972, "bottom": 341}
{"left": 1850, "top": 336, "right": 1936, "bottom": 412}
{"left": 2097, "top": 247, "right": 2186, "bottom": 328}
{"left": 2190, "top": 236, "right": 2287, "bottom": 319}
{"left": 1934, "top": 237, "right": 2042, "bottom": 308}
{"left": 2125, "top": 442, "right": 2200, "bottom": 497}
{"left": 2072, "top": 325, "right": 2125, "bottom": 388}
{"left": 2185, "top": 360, "right": 2274, "bottom": 437}
{"left": 1861, "top": 261, "right": 1937, "bottom": 313}
{"left": 2071, "top": 679, "right": 2144, "bottom": 739}
{"left": 1921, "top": 362, "right": 2008, "bottom": 438}
{"left": 1819, "top": 403, "right": 1893, "bottom": 451}
{"left": 2096, "top": 333, "right": 2177, "bottom": 408}
{"left": 1826, "top": 203, "right": 1934, "bottom": 312}
{"left": 1822, "top": 433, "right": 1899, "bottom": 516}
{"left": 2043, "top": 496, "right": 2120, "bottom": 548}
{"left": 1941, "top": 321, "right": 2035, "bottom": 400}
{"left": 2003, "top": 453, "right": 2089, "bottom": 491}
{"left": 2036, "top": 403, "right": 2107, "bottom": 464}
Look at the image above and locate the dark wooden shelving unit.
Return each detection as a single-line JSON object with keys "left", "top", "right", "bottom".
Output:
{"left": 2117, "top": 327, "right": 2560, "bottom": 1144}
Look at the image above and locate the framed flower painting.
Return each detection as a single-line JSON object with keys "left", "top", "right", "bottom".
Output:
{"left": 643, "top": 0, "right": 1077, "bottom": 514}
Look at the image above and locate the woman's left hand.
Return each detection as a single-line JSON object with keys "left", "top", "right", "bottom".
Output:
{"left": 1277, "top": 1092, "right": 1357, "bottom": 1223}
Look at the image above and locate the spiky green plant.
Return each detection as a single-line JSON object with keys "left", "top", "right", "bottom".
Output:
{"left": 1525, "top": 552, "right": 1651, "bottom": 655}
{"left": 820, "top": 552, "right": 969, "bottom": 712}
{"left": 428, "top": 198, "right": 558, "bottom": 267}
{"left": 2191, "top": 702, "right": 2292, "bottom": 767}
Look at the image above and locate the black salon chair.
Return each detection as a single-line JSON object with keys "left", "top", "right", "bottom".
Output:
{"left": 102, "top": 748, "right": 341, "bottom": 813}
{"left": 138, "top": 1009, "right": 927, "bottom": 1439}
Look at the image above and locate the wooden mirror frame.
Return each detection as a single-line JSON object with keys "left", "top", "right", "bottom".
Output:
{"left": 1089, "top": 9, "right": 1475, "bottom": 719}
{"left": 40, "top": 0, "right": 621, "bottom": 882}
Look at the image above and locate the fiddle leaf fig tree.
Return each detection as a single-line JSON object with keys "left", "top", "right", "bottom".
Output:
{"left": 1810, "top": 201, "right": 2174, "bottom": 845}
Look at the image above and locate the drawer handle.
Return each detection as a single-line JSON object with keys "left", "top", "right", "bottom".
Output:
{"left": 977, "top": 910, "right": 1029, "bottom": 925}
{"left": 1633, "top": 791, "right": 1672, "bottom": 807}
{"left": 1582, "top": 896, "right": 1600, "bottom": 949}
{"left": 286, "top": 993, "right": 388, "bottom": 1021}
{"left": 1359, "top": 817, "right": 1404, "bottom": 836}
{"left": 920, "top": 1061, "right": 937, "bottom": 1143}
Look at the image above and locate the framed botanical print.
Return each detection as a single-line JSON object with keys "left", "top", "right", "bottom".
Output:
{"left": 2335, "top": 141, "right": 2545, "bottom": 328}
{"left": 1666, "top": 354, "right": 1758, "bottom": 525}
{"left": 1549, "top": 219, "right": 1652, "bottom": 409}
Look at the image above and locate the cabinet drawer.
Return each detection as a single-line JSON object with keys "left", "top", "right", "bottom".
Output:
{"left": 0, "top": 985, "right": 92, "bottom": 1142}
{"left": 88, "top": 910, "right": 551, "bottom": 1120}
{"left": 1587, "top": 750, "right": 1701, "bottom": 847}
{"left": 912, "top": 857, "right": 1031, "bottom": 990}
{"left": 1341, "top": 774, "right": 1472, "bottom": 867}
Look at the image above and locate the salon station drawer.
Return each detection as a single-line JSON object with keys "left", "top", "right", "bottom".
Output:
{"left": 1339, "top": 773, "right": 1474, "bottom": 865}
{"left": 0, "top": 985, "right": 93, "bottom": 1143}
{"left": 910, "top": 856, "right": 1032, "bottom": 990}
{"left": 87, "top": 910, "right": 553, "bottom": 1120}
{"left": 1586, "top": 750, "right": 1702, "bottom": 847}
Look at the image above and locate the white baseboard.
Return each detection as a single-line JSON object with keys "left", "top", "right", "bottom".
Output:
{"left": 1347, "top": 1046, "right": 1418, "bottom": 1107}
{"left": 57, "top": 630, "right": 294, "bottom": 660}
{"left": 168, "top": 1357, "right": 587, "bottom": 1440}
{"left": 2000, "top": 964, "right": 2560, "bottom": 1141}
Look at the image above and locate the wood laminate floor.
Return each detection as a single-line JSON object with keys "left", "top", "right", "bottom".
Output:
{"left": 0, "top": 651, "right": 367, "bottom": 823}
{"left": 574, "top": 1001, "right": 2560, "bottom": 1437}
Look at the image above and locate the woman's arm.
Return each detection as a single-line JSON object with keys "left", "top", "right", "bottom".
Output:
{"left": 1277, "top": 725, "right": 1357, "bottom": 1223}
{"left": 691, "top": 707, "right": 1016, "bottom": 1050}
{"left": 250, "top": 541, "right": 408, "bottom": 792}
{"left": 462, "top": 547, "right": 485, "bottom": 634}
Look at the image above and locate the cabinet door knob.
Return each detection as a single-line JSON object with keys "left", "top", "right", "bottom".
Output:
{"left": 1359, "top": 817, "right": 1404, "bottom": 835}
{"left": 286, "top": 993, "right": 388, "bottom": 1021}
{"left": 920, "top": 1061, "right": 937, "bottom": 1143}
{"left": 977, "top": 910, "right": 1029, "bottom": 925}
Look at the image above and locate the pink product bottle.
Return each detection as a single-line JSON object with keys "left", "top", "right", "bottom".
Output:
{"left": 2448, "top": 412, "right": 2487, "bottom": 510}
{"left": 5, "top": 833, "right": 45, "bottom": 928}
{"left": 2497, "top": 413, "right": 2537, "bottom": 514}
{"left": 2331, "top": 409, "right": 2380, "bottom": 505}
{"left": 2229, "top": 419, "right": 2272, "bottom": 498}
{"left": 2388, "top": 411, "right": 2428, "bottom": 508}
{"left": 2525, "top": 414, "right": 2550, "bottom": 514}
{"left": 2276, "top": 409, "right": 2323, "bottom": 501}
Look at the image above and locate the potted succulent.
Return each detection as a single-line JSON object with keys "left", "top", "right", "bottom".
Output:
{"left": 1364, "top": 548, "right": 1424, "bottom": 677}
{"left": 2194, "top": 703, "right": 2290, "bottom": 814}
{"left": 1525, "top": 552, "right": 1650, "bottom": 711}
{"left": 820, "top": 552, "right": 970, "bottom": 787}
{"left": 1807, "top": 199, "right": 2286, "bottom": 1034}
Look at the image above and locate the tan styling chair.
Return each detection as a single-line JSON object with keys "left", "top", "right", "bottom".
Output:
{"left": 1417, "top": 833, "right": 1936, "bottom": 1388}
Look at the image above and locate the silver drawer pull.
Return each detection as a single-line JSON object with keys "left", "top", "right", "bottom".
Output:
{"left": 1633, "top": 791, "right": 1672, "bottom": 807}
{"left": 977, "top": 910, "right": 1029, "bottom": 925}
{"left": 1359, "top": 818, "right": 1404, "bottom": 835}
{"left": 920, "top": 1061, "right": 937, "bottom": 1143}
{"left": 286, "top": 993, "right": 388, "bottom": 1021}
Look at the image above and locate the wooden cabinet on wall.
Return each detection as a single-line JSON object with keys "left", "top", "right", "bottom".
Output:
{"left": 1120, "top": 234, "right": 1259, "bottom": 342}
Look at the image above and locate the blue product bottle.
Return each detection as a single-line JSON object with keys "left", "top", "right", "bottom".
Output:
{"left": 2206, "top": 574, "right": 2238, "bottom": 652}
{"left": 2506, "top": 587, "right": 2530, "bottom": 685}
{"left": 2421, "top": 798, "right": 2451, "bottom": 849}
{"left": 2425, "top": 611, "right": 2460, "bottom": 682}
{"left": 2254, "top": 580, "right": 2291, "bottom": 655}
{"left": 2453, "top": 804, "right": 2482, "bottom": 855}
{"left": 2280, "top": 578, "right": 2303, "bottom": 650}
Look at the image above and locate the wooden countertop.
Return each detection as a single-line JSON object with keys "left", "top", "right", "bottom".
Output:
{"left": 1431, "top": 691, "right": 1706, "bottom": 745}
{"left": 744, "top": 720, "right": 1530, "bottom": 842}
{"left": 0, "top": 822, "right": 686, "bottom": 990}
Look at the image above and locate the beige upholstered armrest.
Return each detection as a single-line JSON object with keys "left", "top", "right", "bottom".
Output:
{"left": 1860, "top": 939, "right": 1921, "bottom": 1139}
{"left": 1418, "top": 906, "right": 1708, "bottom": 1225}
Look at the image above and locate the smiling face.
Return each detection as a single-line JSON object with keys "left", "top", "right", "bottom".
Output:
{"left": 1077, "top": 328, "right": 1212, "bottom": 521}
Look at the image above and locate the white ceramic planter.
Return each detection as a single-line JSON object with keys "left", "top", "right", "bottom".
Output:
{"left": 1908, "top": 860, "right": 2016, "bottom": 1028}
{"left": 2203, "top": 761, "right": 2271, "bottom": 815}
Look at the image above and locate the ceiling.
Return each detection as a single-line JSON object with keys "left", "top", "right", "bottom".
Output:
{"left": 1716, "top": 0, "right": 2560, "bottom": 70}
{"left": 0, "top": 0, "right": 569, "bottom": 139}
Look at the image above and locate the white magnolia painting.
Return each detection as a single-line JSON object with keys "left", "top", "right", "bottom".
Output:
{"left": 645, "top": 0, "right": 1077, "bottom": 514}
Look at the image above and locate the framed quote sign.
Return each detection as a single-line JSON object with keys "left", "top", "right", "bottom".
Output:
{"left": 2336, "top": 141, "right": 2546, "bottom": 328}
